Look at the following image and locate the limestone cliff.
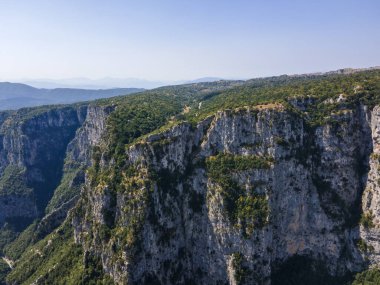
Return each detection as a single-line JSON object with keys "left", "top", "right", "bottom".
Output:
{"left": 73, "top": 100, "right": 379, "bottom": 284}
{"left": 0, "top": 106, "right": 86, "bottom": 229}
{"left": 0, "top": 104, "right": 113, "bottom": 249}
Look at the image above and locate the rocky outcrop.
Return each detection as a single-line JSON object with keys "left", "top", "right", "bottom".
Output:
{"left": 45, "top": 104, "right": 115, "bottom": 214}
{"left": 74, "top": 102, "right": 378, "bottom": 284}
{"left": 0, "top": 104, "right": 114, "bottom": 236}
{"left": 65, "top": 105, "right": 115, "bottom": 166}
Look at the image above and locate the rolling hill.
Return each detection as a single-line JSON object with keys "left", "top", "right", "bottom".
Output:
{"left": 0, "top": 82, "right": 144, "bottom": 110}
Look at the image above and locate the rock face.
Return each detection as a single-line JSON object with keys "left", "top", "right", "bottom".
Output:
{"left": 45, "top": 104, "right": 115, "bottom": 214}
{"left": 65, "top": 105, "right": 115, "bottom": 166}
{"left": 74, "top": 102, "right": 380, "bottom": 284}
{"left": 0, "top": 106, "right": 86, "bottom": 228}
{"left": 360, "top": 106, "right": 380, "bottom": 265}
{"left": 3, "top": 95, "right": 380, "bottom": 284}
{"left": 0, "top": 104, "right": 113, "bottom": 232}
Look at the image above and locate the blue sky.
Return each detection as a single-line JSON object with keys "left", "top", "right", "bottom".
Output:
{"left": 0, "top": 0, "right": 379, "bottom": 81}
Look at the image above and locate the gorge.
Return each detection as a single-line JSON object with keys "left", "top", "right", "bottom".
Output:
{"left": 0, "top": 69, "right": 379, "bottom": 284}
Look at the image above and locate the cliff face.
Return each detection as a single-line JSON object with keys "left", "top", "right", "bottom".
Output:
{"left": 45, "top": 105, "right": 115, "bottom": 214}
{"left": 0, "top": 107, "right": 86, "bottom": 228}
{"left": 361, "top": 106, "right": 380, "bottom": 265}
{"left": 65, "top": 105, "right": 115, "bottom": 166}
{"left": 73, "top": 101, "right": 378, "bottom": 284}
{"left": 0, "top": 104, "right": 113, "bottom": 236}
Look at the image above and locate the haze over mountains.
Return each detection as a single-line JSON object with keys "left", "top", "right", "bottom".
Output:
{"left": 3, "top": 69, "right": 378, "bottom": 111}
{"left": 16, "top": 77, "right": 225, "bottom": 90}
{"left": 0, "top": 77, "right": 225, "bottom": 111}
{"left": 0, "top": 82, "right": 143, "bottom": 110}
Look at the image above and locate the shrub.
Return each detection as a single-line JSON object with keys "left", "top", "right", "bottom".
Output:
{"left": 352, "top": 268, "right": 380, "bottom": 285}
{"left": 357, "top": 239, "right": 374, "bottom": 253}
{"left": 206, "top": 153, "right": 270, "bottom": 234}
{"left": 231, "top": 252, "right": 249, "bottom": 284}
{"left": 360, "top": 212, "right": 375, "bottom": 229}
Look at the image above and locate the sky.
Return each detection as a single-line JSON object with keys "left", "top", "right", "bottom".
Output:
{"left": 0, "top": 0, "right": 379, "bottom": 83}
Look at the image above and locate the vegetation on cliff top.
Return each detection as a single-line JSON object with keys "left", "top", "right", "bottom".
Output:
{"left": 99, "top": 69, "right": 380, "bottom": 157}
{"left": 184, "top": 70, "right": 380, "bottom": 125}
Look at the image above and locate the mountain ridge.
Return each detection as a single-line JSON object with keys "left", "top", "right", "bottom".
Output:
{"left": 0, "top": 82, "right": 143, "bottom": 110}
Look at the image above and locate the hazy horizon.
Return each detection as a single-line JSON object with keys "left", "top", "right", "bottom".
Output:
{"left": 1, "top": 76, "right": 230, "bottom": 89}
{"left": 0, "top": 65, "right": 379, "bottom": 90}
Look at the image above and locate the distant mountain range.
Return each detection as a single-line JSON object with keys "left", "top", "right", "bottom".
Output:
{"left": 16, "top": 77, "right": 225, "bottom": 90}
{"left": 0, "top": 82, "right": 143, "bottom": 110}
{"left": 185, "top": 77, "right": 224, "bottom": 84}
{"left": 22, "top": 78, "right": 164, "bottom": 89}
